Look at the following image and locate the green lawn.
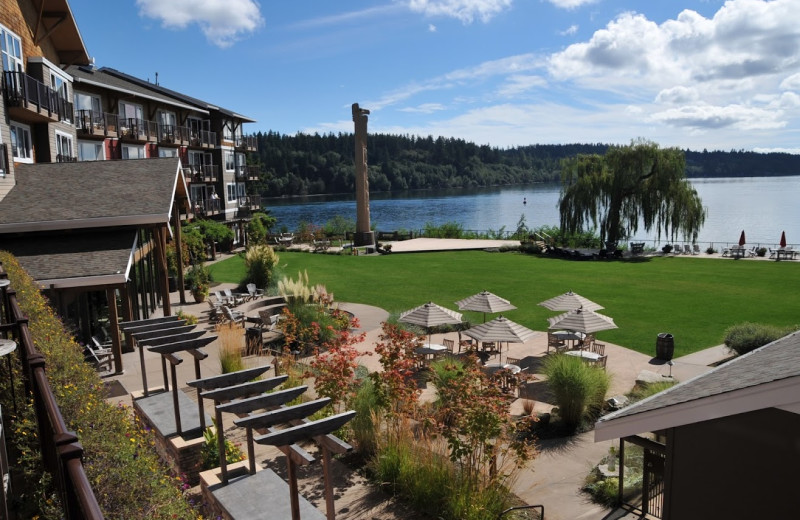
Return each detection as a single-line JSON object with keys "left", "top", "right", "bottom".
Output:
{"left": 210, "top": 251, "right": 800, "bottom": 358}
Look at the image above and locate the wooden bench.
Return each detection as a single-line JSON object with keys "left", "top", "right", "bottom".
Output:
{"left": 630, "top": 242, "right": 645, "bottom": 256}
{"left": 313, "top": 239, "right": 330, "bottom": 252}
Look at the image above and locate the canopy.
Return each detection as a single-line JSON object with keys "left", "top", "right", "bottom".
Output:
{"left": 547, "top": 307, "right": 617, "bottom": 334}
{"left": 456, "top": 290, "right": 516, "bottom": 322}
{"left": 463, "top": 315, "right": 536, "bottom": 363}
{"left": 739, "top": 230, "right": 746, "bottom": 247}
{"left": 399, "top": 302, "right": 463, "bottom": 344}
{"left": 780, "top": 231, "right": 787, "bottom": 248}
{"left": 538, "top": 290, "right": 604, "bottom": 312}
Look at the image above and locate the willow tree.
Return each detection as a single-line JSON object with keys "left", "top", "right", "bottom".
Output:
{"left": 558, "top": 140, "right": 706, "bottom": 248}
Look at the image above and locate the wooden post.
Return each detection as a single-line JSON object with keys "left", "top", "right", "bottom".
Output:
{"left": 286, "top": 456, "right": 301, "bottom": 520}
{"left": 322, "top": 445, "right": 335, "bottom": 520}
{"left": 174, "top": 200, "right": 187, "bottom": 305}
{"left": 215, "top": 406, "right": 228, "bottom": 484}
{"left": 106, "top": 286, "right": 123, "bottom": 374}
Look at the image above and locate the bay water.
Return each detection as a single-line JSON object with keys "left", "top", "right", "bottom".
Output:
{"left": 263, "top": 176, "right": 800, "bottom": 248}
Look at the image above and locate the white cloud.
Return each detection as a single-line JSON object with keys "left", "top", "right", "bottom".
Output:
{"left": 408, "top": 0, "right": 513, "bottom": 24}
{"left": 429, "top": 24, "right": 437, "bottom": 32}
{"left": 136, "top": 0, "right": 263, "bottom": 48}
{"left": 780, "top": 73, "right": 800, "bottom": 91}
{"left": 399, "top": 103, "right": 447, "bottom": 113}
{"left": 547, "top": 0, "right": 599, "bottom": 9}
{"left": 656, "top": 86, "right": 700, "bottom": 105}
{"left": 560, "top": 24, "right": 579, "bottom": 36}
{"left": 497, "top": 74, "right": 547, "bottom": 97}
{"left": 649, "top": 104, "right": 786, "bottom": 131}
{"left": 753, "top": 147, "right": 800, "bottom": 154}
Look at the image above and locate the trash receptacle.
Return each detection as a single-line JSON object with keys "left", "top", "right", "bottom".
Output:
{"left": 656, "top": 333, "right": 674, "bottom": 361}
{"left": 246, "top": 327, "right": 263, "bottom": 356}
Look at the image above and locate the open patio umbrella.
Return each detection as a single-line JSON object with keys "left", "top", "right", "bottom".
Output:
{"left": 780, "top": 231, "right": 787, "bottom": 248}
{"left": 538, "top": 290, "right": 604, "bottom": 312}
{"left": 399, "top": 301, "right": 463, "bottom": 345}
{"left": 456, "top": 290, "right": 516, "bottom": 322}
{"left": 547, "top": 307, "right": 618, "bottom": 334}
{"left": 739, "top": 230, "right": 746, "bottom": 247}
{"left": 463, "top": 315, "right": 536, "bottom": 363}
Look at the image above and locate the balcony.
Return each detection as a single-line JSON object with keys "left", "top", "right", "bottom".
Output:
{"left": 174, "top": 125, "right": 189, "bottom": 145}
{"left": 191, "top": 197, "right": 222, "bottom": 216}
{"left": 240, "top": 194, "right": 261, "bottom": 210}
{"left": 234, "top": 134, "right": 257, "bottom": 152}
{"left": 189, "top": 129, "right": 217, "bottom": 148}
{"left": 3, "top": 71, "right": 73, "bottom": 123}
{"left": 120, "top": 117, "right": 158, "bottom": 143}
{"left": 235, "top": 164, "right": 261, "bottom": 181}
{"left": 157, "top": 124, "right": 176, "bottom": 145}
{"left": 182, "top": 164, "right": 219, "bottom": 183}
{"left": 56, "top": 154, "right": 77, "bottom": 163}
{"left": 76, "top": 110, "right": 119, "bottom": 138}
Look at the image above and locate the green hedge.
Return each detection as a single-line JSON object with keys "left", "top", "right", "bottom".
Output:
{"left": 723, "top": 322, "right": 798, "bottom": 357}
{"left": 0, "top": 252, "right": 199, "bottom": 519}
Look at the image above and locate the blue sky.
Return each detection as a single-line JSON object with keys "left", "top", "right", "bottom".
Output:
{"left": 67, "top": 0, "right": 800, "bottom": 153}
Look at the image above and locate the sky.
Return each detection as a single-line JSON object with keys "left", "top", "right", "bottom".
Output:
{"left": 66, "top": 0, "right": 800, "bottom": 153}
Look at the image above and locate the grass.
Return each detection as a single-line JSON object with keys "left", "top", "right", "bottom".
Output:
{"left": 209, "top": 251, "right": 800, "bottom": 357}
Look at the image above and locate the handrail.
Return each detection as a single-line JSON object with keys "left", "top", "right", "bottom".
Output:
{"left": 0, "top": 269, "right": 104, "bottom": 519}
{"left": 496, "top": 504, "right": 544, "bottom": 519}
{"left": 2, "top": 71, "right": 74, "bottom": 122}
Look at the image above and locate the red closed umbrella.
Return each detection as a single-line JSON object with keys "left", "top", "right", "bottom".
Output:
{"left": 780, "top": 231, "right": 787, "bottom": 248}
{"left": 738, "top": 230, "right": 746, "bottom": 247}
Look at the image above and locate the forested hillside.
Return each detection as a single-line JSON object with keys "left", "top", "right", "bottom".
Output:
{"left": 250, "top": 131, "right": 800, "bottom": 197}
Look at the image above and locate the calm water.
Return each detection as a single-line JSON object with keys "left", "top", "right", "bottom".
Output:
{"left": 264, "top": 176, "right": 800, "bottom": 247}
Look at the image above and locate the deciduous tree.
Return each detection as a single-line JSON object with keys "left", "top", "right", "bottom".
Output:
{"left": 559, "top": 140, "right": 705, "bottom": 247}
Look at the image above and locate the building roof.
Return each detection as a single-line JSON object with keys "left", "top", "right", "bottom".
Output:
{"left": 37, "top": 0, "right": 91, "bottom": 65}
{"left": 595, "top": 331, "right": 800, "bottom": 442}
{"left": 67, "top": 65, "right": 208, "bottom": 114}
{"left": 0, "top": 158, "right": 185, "bottom": 233}
{"left": 100, "top": 67, "right": 257, "bottom": 123}
{"left": 1, "top": 230, "right": 136, "bottom": 288}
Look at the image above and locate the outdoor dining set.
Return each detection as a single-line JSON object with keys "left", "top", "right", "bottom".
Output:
{"left": 399, "top": 289, "right": 617, "bottom": 396}
{"left": 722, "top": 230, "right": 795, "bottom": 260}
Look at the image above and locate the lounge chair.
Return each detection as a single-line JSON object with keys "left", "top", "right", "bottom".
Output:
{"left": 442, "top": 338, "right": 455, "bottom": 354}
{"left": 84, "top": 344, "right": 113, "bottom": 372}
{"left": 223, "top": 288, "right": 246, "bottom": 306}
{"left": 221, "top": 305, "right": 246, "bottom": 327}
{"left": 683, "top": 244, "right": 692, "bottom": 255}
{"left": 693, "top": 244, "right": 701, "bottom": 255}
{"left": 213, "top": 290, "right": 232, "bottom": 305}
{"left": 246, "top": 283, "right": 264, "bottom": 300}
{"left": 747, "top": 246, "right": 758, "bottom": 257}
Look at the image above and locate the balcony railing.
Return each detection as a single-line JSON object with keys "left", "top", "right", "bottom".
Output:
{"left": 182, "top": 164, "right": 219, "bottom": 183}
{"left": 3, "top": 71, "right": 74, "bottom": 123}
{"left": 234, "top": 134, "right": 257, "bottom": 151}
{"left": 235, "top": 164, "right": 260, "bottom": 181}
{"left": 174, "top": 126, "right": 189, "bottom": 145}
{"left": 56, "top": 154, "right": 77, "bottom": 163}
{"left": 188, "top": 130, "right": 216, "bottom": 148}
{"left": 191, "top": 197, "right": 222, "bottom": 216}
{"left": 120, "top": 118, "right": 158, "bottom": 142}
{"left": 239, "top": 194, "right": 261, "bottom": 209}
{"left": 76, "top": 110, "right": 119, "bottom": 137}
{"left": 158, "top": 124, "right": 176, "bottom": 144}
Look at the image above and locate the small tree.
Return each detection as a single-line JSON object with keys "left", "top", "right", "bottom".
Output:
{"left": 543, "top": 354, "right": 611, "bottom": 430}
{"left": 244, "top": 244, "right": 279, "bottom": 290}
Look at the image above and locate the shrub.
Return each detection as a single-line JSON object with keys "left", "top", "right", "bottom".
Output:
{"left": 661, "top": 244, "right": 673, "bottom": 254}
{"left": 186, "top": 262, "right": 211, "bottom": 297}
{"left": 349, "top": 377, "right": 381, "bottom": 454}
{"left": 175, "top": 308, "right": 198, "bottom": 326}
{"left": 542, "top": 354, "right": 611, "bottom": 430}
{"left": 757, "top": 247, "right": 767, "bottom": 257}
{"left": 218, "top": 324, "right": 246, "bottom": 373}
{"left": 244, "top": 244, "right": 279, "bottom": 289}
{"left": 706, "top": 246, "right": 717, "bottom": 254}
{"left": 723, "top": 322, "right": 797, "bottom": 356}
{"left": 201, "top": 420, "right": 246, "bottom": 470}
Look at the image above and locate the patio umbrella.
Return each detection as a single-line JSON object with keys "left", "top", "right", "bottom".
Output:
{"left": 463, "top": 315, "right": 536, "bottom": 363}
{"left": 547, "top": 307, "right": 618, "bottom": 334}
{"left": 780, "top": 231, "right": 787, "bottom": 248}
{"left": 456, "top": 290, "right": 517, "bottom": 322}
{"left": 538, "top": 290, "right": 604, "bottom": 312}
{"left": 399, "top": 301, "right": 463, "bottom": 345}
{"left": 739, "top": 230, "right": 746, "bottom": 247}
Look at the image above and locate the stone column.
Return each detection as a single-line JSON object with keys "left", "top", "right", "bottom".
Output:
{"left": 352, "top": 103, "right": 374, "bottom": 247}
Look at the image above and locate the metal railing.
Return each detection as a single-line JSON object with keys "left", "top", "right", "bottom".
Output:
{"left": 235, "top": 164, "right": 261, "bottom": 180}
{"left": 2, "top": 71, "right": 74, "bottom": 122}
{"left": 189, "top": 130, "right": 217, "bottom": 148}
{"left": 0, "top": 269, "right": 103, "bottom": 519}
{"left": 56, "top": 154, "right": 77, "bottom": 163}
{"left": 182, "top": 164, "right": 219, "bottom": 183}
{"left": 76, "top": 110, "right": 119, "bottom": 136}
{"left": 120, "top": 117, "right": 158, "bottom": 141}
{"left": 234, "top": 134, "right": 257, "bottom": 150}
{"left": 191, "top": 197, "right": 222, "bottom": 215}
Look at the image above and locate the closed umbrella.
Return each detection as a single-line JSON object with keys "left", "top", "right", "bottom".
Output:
{"left": 547, "top": 307, "right": 618, "bottom": 334}
{"left": 780, "top": 231, "right": 787, "bottom": 248}
{"left": 463, "top": 315, "right": 536, "bottom": 363}
{"left": 399, "top": 302, "right": 463, "bottom": 345}
{"left": 739, "top": 230, "right": 746, "bottom": 247}
{"left": 456, "top": 290, "right": 516, "bottom": 322}
{"left": 538, "top": 290, "right": 603, "bottom": 312}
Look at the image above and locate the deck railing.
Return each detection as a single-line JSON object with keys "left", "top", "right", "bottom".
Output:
{"left": 2, "top": 71, "right": 74, "bottom": 122}
{"left": 0, "top": 269, "right": 103, "bottom": 519}
{"left": 76, "top": 110, "right": 119, "bottom": 136}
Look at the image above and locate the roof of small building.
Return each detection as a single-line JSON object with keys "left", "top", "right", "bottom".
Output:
{"left": 595, "top": 331, "right": 800, "bottom": 441}
{"left": 1, "top": 230, "right": 136, "bottom": 287}
{"left": 0, "top": 158, "right": 184, "bottom": 233}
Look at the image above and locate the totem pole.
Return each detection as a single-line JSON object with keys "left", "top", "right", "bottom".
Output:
{"left": 352, "top": 103, "right": 374, "bottom": 247}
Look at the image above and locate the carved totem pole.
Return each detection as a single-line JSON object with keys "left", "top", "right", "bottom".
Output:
{"left": 352, "top": 103, "right": 374, "bottom": 247}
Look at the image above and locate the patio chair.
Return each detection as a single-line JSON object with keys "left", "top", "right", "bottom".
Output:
{"left": 223, "top": 288, "right": 246, "bottom": 306}
{"left": 596, "top": 355, "right": 608, "bottom": 370}
{"left": 693, "top": 244, "right": 701, "bottom": 255}
{"left": 482, "top": 341, "right": 497, "bottom": 353}
{"left": 590, "top": 342, "right": 605, "bottom": 356}
{"left": 547, "top": 333, "right": 567, "bottom": 354}
{"left": 221, "top": 305, "right": 245, "bottom": 327}
{"left": 683, "top": 244, "right": 692, "bottom": 255}
{"left": 506, "top": 357, "right": 522, "bottom": 367}
{"left": 747, "top": 246, "right": 758, "bottom": 257}
{"left": 83, "top": 344, "right": 113, "bottom": 372}
{"left": 213, "top": 290, "right": 231, "bottom": 305}
{"left": 442, "top": 338, "right": 455, "bottom": 353}
{"left": 207, "top": 300, "right": 222, "bottom": 323}
{"left": 578, "top": 333, "right": 595, "bottom": 351}
{"left": 91, "top": 335, "right": 111, "bottom": 350}
{"left": 721, "top": 247, "right": 731, "bottom": 257}
{"left": 246, "top": 283, "right": 264, "bottom": 300}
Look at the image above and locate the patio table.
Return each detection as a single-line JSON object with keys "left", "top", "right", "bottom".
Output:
{"left": 565, "top": 350, "right": 602, "bottom": 362}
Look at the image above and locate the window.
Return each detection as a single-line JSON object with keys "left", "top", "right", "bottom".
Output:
{"left": 188, "top": 150, "right": 212, "bottom": 166}
{"left": 235, "top": 153, "right": 246, "bottom": 169}
{"left": 55, "top": 131, "right": 74, "bottom": 160}
{"left": 224, "top": 151, "right": 234, "bottom": 171}
{"left": 74, "top": 92, "right": 101, "bottom": 113}
{"left": 227, "top": 183, "right": 237, "bottom": 202}
{"left": 78, "top": 141, "right": 104, "bottom": 161}
{"left": 121, "top": 144, "right": 145, "bottom": 159}
{"left": 0, "top": 24, "right": 23, "bottom": 72}
{"left": 119, "top": 101, "right": 143, "bottom": 124}
{"left": 158, "top": 148, "right": 177, "bottom": 158}
{"left": 223, "top": 121, "right": 233, "bottom": 141}
{"left": 9, "top": 122, "right": 32, "bottom": 162}
{"left": 237, "top": 182, "right": 246, "bottom": 199}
